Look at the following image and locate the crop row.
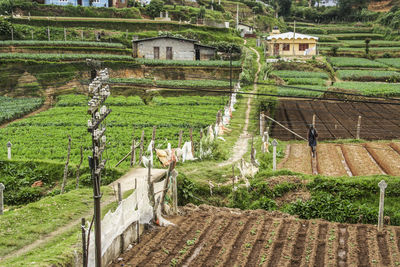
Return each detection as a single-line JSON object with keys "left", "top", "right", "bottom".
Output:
{"left": 57, "top": 94, "right": 227, "bottom": 106}
{"left": 328, "top": 57, "right": 388, "bottom": 68}
{"left": 110, "top": 78, "right": 230, "bottom": 88}
{"left": 0, "top": 40, "right": 126, "bottom": 48}
{"left": 278, "top": 85, "right": 327, "bottom": 97}
{"left": 0, "top": 96, "right": 44, "bottom": 124}
{"left": 271, "top": 70, "right": 329, "bottom": 79}
{"left": 337, "top": 70, "right": 400, "bottom": 82}
{"left": 0, "top": 53, "right": 240, "bottom": 67}
{"left": 0, "top": 95, "right": 226, "bottom": 168}
{"left": 334, "top": 81, "right": 400, "bottom": 97}
{"left": 376, "top": 58, "right": 400, "bottom": 68}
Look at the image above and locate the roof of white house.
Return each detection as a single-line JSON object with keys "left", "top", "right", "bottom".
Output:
{"left": 267, "top": 32, "right": 319, "bottom": 41}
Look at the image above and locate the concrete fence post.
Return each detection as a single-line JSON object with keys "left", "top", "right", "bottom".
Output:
{"left": 378, "top": 180, "right": 387, "bottom": 231}
{"left": 272, "top": 139, "right": 278, "bottom": 171}
{"left": 356, "top": 115, "right": 362, "bottom": 139}
{"left": 7, "top": 141, "right": 12, "bottom": 160}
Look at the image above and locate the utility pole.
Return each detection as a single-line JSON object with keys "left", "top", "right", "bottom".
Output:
{"left": 87, "top": 64, "right": 111, "bottom": 267}
{"left": 230, "top": 46, "right": 233, "bottom": 94}
{"left": 293, "top": 20, "right": 296, "bottom": 56}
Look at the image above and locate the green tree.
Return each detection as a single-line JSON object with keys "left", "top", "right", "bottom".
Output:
{"left": 145, "top": 0, "right": 164, "bottom": 18}
{"left": 273, "top": 0, "right": 291, "bottom": 17}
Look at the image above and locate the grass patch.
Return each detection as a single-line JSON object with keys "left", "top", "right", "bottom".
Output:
{"left": 0, "top": 187, "right": 112, "bottom": 257}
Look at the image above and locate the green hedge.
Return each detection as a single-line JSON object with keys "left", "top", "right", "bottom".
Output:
{"left": 287, "top": 176, "right": 400, "bottom": 225}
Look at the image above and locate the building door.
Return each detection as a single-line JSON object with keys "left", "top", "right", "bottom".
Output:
{"left": 166, "top": 47, "right": 173, "bottom": 60}
{"left": 274, "top": 44, "right": 279, "bottom": 56}
{"left": 77, "top": 0, "right": 82, "bottom": 5}
{"left": 195, "top": 49, "right": 200, "bottom": 60}
{"left": 154, "top": 47, "right": 159, "bottom": 59}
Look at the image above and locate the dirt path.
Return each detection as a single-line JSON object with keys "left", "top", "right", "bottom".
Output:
{"left": 0, "top": 168, "right": 166, "bottom": 262}
{"left": 219, "top": 46, "right": 261, "bottom": 167}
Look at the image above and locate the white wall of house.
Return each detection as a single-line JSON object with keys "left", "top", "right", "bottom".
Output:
{"left": 137, "top": 38, "right": 195, "bottom": 60}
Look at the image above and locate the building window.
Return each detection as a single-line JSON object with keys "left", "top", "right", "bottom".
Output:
{"left": 92, "top": 0, "right": 99, "bottom": 2}
{"left": 283, "top": 44, "right": 290, "bottom": 51}
{"left": 299, "top": 43, "right": 309, "bottom": 51}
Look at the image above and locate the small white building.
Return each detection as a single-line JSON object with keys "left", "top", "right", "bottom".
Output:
{"left": 315, "top": 0, "right": 338, "bottom": 7}
{"left": 236, "top": 23, "right": 254, "bottom": 37}
{"left": 132, "top": 36, "right": 216, "bottom": 60}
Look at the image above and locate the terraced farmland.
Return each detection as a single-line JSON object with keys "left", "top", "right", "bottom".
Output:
{"left": 271, "top": 100, "right": 400, "bottom": 140}
{"left": 112, "top": 205, "right": 400, "bottom": 267}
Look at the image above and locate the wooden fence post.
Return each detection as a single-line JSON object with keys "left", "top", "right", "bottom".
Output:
{"left": 117, "top": 183, "right": 122, "bottom": 203}
{"left": 0, "top": 183, "right": 4, "bottom": 215}
{"left": 356, "top": 115, "right": 362, "bottom": 139}
{"left": 135, "top": 178, "right": 140, "bottom": 243}
{"left": 272, "top": 139, "right": 278, "bottom": 171}
{"left": 64, "top": 27, "right": 67, "bottom": 41}
{"left": 81, "top": 31, "right": 84, "bottom": 41}
{"left": 81, "top": 218, "right": 87, "bottom": 266}
{"left": 378, "top": 180, "right": 387, "bottom": 231}
{"left": 190, "top": 128, "right": 194, "bottom": 155}
{"left": 139, "top": 130, "right": 144, "bottom": 164}
{"left": 47, "top": 27, "right": 50, "bottom": 41}
{"left": 173, "top": 173, "right": 178, "bottom": 214}
{"left": 76, "top": 146, "right": 83, "bottom": 189}
{"left": 130, "top": 128, "right": 135, "bottom": 167}
{"left": 152, "top": 126, "right": 156, "bottom": 152}
{"left": 259, "top": 112, "right": 265, "bottom": 136}
{"left": 61, "top": 136, "right": 71, "bottom": 194}
{"left": 31, "top": 30, "right": 34, "bottom": 40}
{"left": 6, "top": 141, "right": 11, "bottom": 160}
{"left": 178, "top": 130, "right": 183, "bottom": 148}
{"left": 232, "top": 165, "right": 235, "bottom": 189}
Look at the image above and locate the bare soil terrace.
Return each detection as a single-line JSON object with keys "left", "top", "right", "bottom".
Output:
{"left": 111, "top": 204, "right": 400, "bottom": 267}
{"left": 280, "top": 142, "right": 400, "bottom": 176}
{"left": 271, "top": 100, "right": 400, "bottom": 141}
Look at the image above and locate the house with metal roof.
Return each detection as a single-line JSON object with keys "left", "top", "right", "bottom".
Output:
{"left": 132, "top": 36, "right": 216, "bottom": 61}
{"left": 266, "top": 28, "right": 318, "bottom": 57}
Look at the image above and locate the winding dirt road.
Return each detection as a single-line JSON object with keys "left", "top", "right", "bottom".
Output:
{"left": 219, "top": 46, "right": 261, "bottom": 167}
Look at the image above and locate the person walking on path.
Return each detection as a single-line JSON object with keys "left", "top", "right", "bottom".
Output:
{"left": 308, "top": 124, "right": 318, "bottom": 158}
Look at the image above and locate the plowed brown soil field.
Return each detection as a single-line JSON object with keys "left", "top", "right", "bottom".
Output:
{"left": 280, "top": 142, "right": 400, "bottom": 176}
{"left": 271, "top": 100, "right": 400, "bottom": 140}
{"left": 111, "top": 205, "right": 400, "bottom": 267}
{"left": 279, "top": 144, "right": 312, "bottom": 174}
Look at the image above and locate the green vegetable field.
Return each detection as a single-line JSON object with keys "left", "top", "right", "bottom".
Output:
{"left": 0, "top": 96, "right": 43, "bottom": 124}
{"left": 329, "top": 57, "right": 388, "bottom": 68}
{"left": 334, "top": 81, "right": 400, "bottom": 96}
{"left": 337, "top": 70, "right": 400, "bottom": 82}
{"left": 0, "top": 94, "right": 227, "bottom": 169}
